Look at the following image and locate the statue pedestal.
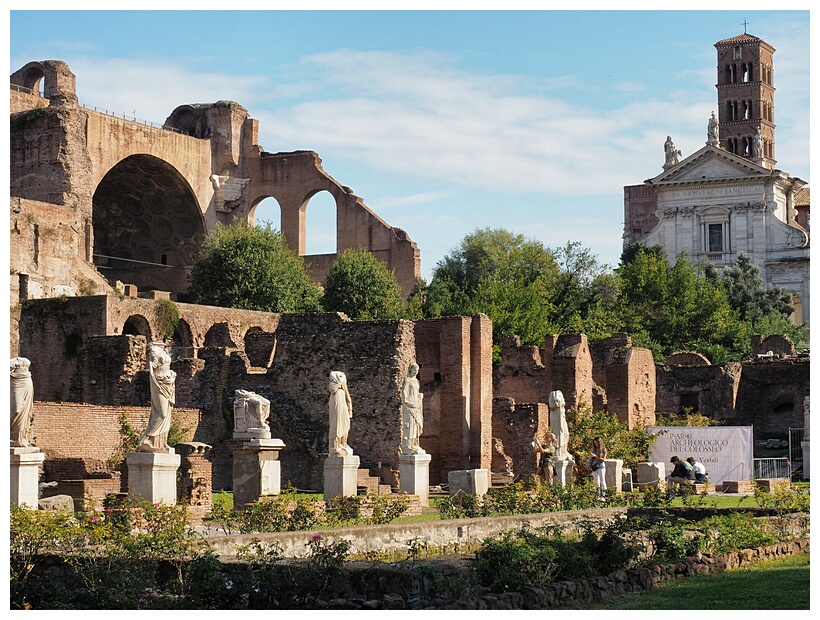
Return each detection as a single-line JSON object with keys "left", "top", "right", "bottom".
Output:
{"left": 604, "top": 459, "right": 624, "bottom": 494}
{"left": 126, "top": 452, "right": 181, "bottom": 506}
{"left": 447, "top": 469, "right": 489, "bottom": 497}
{"left": 324, "top": 455, "right": 360, "bottom": 502}
{"left": 637, "top": 462, "right": 666, "bottom": 489}
{"left": 399, "top": 453, "right": 431, "bottom": 506}
{"left": 552, "top": 459, "right": 574, "bottom": 486}
{"left": 229, "top": 439, "right": 285, "bottom": 510}
{"left": 801, "top": 439, "right": 810, "bottom": 480}
{"left": 10, "top": 447, "right": 44, "bottom": 509}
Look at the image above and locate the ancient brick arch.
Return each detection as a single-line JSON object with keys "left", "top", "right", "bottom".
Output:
{"left": 92, "top": 154, "right": 206, "bottom": 293}
{"left": 171, "top": 319, "right": 195, "bottom": 359}
{"left": 11, "top": 59, "right": 420, "bottom": 302}
{"left": 10, "top": 60, "right": 76, "bottom": 98}
{"left": 122, "top": 314, "right": 153, "bottom": 340}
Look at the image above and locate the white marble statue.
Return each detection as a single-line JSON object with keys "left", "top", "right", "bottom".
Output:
{"left": 548, "top": 390, "right": 571, "bottom": 460}
{"left": 752, "top": 127, "right": 762, "bottom": 158}
{"left": 400, "top": 362, "right": 426, "bottom": 455}
{"left": 139, "top": 344, "right": 176, "bottom": 453}
{"left": 10, "top": 357, "right": 34, "bottom": 447}
{"left": 707, "top": 111, "right": 720, "bottom": 145}
{"left": 328, "top": 371, "right": 353, "bottom": 456}
{"left": 664, "top": 135, "right": 681, "bottom": 167}
{"left": 233, "top": 389, "right": 271, "bottom": 435}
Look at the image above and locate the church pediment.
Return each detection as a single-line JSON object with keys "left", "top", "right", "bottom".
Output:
{"left": 650, "top": 145, "right": 770, "bottom": 185}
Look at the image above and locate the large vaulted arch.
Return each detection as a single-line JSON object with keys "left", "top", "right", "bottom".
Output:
{"left": 92, "top": 154, "right": 205, "bottom": 293}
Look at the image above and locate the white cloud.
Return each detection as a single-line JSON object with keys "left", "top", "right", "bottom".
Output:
{"left": 255, "top": 48, "right": 777, "bottom": 198}
{"left": 65, "top": 57, "right": 264, "bottom": 126}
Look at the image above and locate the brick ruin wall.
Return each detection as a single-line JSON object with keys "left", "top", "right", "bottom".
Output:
{"left": 30, "top": 401, "right": 202, "bottom": 507}
{"left": 492, "top": 398, "right": 549, "bottom": 482}
{"left": 18, "top": 297, "right": 493, "bottom": 493}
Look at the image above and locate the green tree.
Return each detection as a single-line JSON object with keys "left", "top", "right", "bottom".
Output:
{"left": 422, "top": 228, "right": 561, "bottom": 344}
{"left": 188, "top": 222, "right": 321, "bottom": 312}
{"left": 321, "top": 248, "right": 405, "bottom": 319}
{"left": 616, "top": 244, "right": 742, "bottom": 360}
{"left": 721, "top": 253, "right": 794, "bottom": 323}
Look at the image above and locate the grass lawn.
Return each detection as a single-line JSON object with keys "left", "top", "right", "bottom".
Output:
{"left": 589, "top": 553, "right": 810, "bottom": 609}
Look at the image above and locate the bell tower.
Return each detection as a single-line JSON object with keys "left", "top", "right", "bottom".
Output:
{"left": 715, "top": 31, "right": 776, "bottom": 170}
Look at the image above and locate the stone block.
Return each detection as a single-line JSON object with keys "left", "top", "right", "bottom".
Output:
{"left": 447, "top": 469, "right": 489, "bottom": 497}
{"left": 39, "top": 494, "right": 75, "bottom": 511}
{"left": 399, "top": 453, "right": 432, "bottom": 506}
{"left": 229, "top": 439, "right": 285, "bottom": 510}
{"left": 552, "top": 459, "right": 575, "bottom": 486}
{"left": 604, "top": 459, "right": 624, "bottom": 494}
{"left": 10, "top": 447, "right": 45, "bottom": 509}
{"left": 324, "top": 455, "right": 360, "bottom": 502}
{"left": 125, "top": 451, "right": 181, "bottom": 506}
{"left": 636, "top": 462, "right": 665, "bottom": 489}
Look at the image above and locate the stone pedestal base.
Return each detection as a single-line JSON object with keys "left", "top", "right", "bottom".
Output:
{"left": 126, "top": 452, "right": 181, "bottom": 506}
{"left": 552, "top": 459, "right": 575, "bottom": 486}
{"left": 801, "top": 439, "right": 810, "bottom": 480}
{"left": 324, "top": 455, "right": 360, "bottom": 502}
{"left": 10, "top": 447, "right": 45, "bottom": 509}
{"left": 399, "top": 453, "right": 431, "bottom": 506}
{"left": 229, "top": 439, "right": 285, "bottom": 510}
{"left": 604, "top": 459, "right": 624, "bottom": 494}
{"left": 447, "top": 469, "right": 489, "bottom": 496}
{"left": 637, "top": 462, "right": 666, "bottom": 489}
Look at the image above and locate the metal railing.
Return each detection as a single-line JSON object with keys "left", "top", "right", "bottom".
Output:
{"left": 753, "top": 457, "right": 790, "bottom": 480}
{"left": 11, "top": 82, "right": 183, "bottom": 134}
{"left": 789, "top": 428, "right": 807, "bottom": 481}
{"left": 79, "top": 103, "right": 183, "bottom": 134}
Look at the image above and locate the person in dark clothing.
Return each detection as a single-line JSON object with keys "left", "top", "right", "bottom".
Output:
{"left": 666, "top": 455, "right": 693, "bottom": 486}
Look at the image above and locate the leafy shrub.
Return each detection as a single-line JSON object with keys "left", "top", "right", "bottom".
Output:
{"left": 695, "top": 512, "right": 778, "bottom": 555}
{"left": 647, "top": 517, "right": 703, "bottom": 561}
{"left": 474, "top": 527, "right": 560, "bottom": 592}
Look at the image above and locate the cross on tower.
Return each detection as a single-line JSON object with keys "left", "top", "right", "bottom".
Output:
{"left": 742, "top": 19, "right": 749, "bottom": 34}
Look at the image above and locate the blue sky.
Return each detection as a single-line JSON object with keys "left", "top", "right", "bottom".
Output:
{"left": 7, "top": 7, "right": 811, "bottom": 281}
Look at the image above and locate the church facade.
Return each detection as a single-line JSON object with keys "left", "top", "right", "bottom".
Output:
{"left": 623, "top": 33, "right": 809, "bottom": 324}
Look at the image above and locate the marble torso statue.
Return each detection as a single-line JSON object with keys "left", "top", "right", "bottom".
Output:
{"left": 548, "top": 390, "right": 571, "bottom": 460}
{"left": 328, "top": 371, "right": 353, "bottom": 456}
{"left": 10, "top": 357, "right": 34, "bottom": 447}
{"left": 400, "top": 362, "right": 425, "bottom": 455}
{"left": 139, "top": 344, "right": 176, "bottom": 453}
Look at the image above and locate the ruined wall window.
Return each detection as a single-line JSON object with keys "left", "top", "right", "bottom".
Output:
{"left": 734, "top": 45, "right": 742, "bottom": 60}
{"left": 742, "top": 63, "right": 751, "bottom": 82}
{"left": 679, "top": 393, "right": 699, "bottom": 414}
{"left": 122, "top": 315, "right": 152, "bottom": 339}
{"left": 304, "top": 190, "right": 337, "bottom": 255}
{"left": 252, "top": 196, "right": 282, "bottom": 230}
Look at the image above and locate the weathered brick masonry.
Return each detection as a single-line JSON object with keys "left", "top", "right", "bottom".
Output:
{"left": 19, "top": 295, "right": 494, "bottom": 494}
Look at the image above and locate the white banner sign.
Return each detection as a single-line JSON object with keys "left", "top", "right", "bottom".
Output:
{"left": 647, "top": 426, "right": 754, "bottom": 484}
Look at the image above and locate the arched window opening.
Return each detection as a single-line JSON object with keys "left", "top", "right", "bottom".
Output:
{"left": 122, "top": 315, "right": 152, "bottom": 340}
{"left": 252, "top": 196, "right": 282, "bottom": 231}
{"left": 244, "top": 327, "right": 277, "bottom": 368}
{"left": 203, "top": 323, "right": 236, "bottom": 348}
{"left": 171, "top": 319, "right": 195, "bottom": 359}
{"left": 304, "top": 190, "right": 337, "bottom": 255}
